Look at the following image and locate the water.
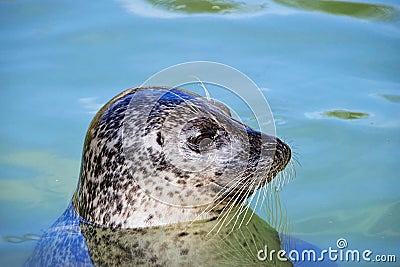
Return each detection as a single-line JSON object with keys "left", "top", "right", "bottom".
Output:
{"left": 1, "top": 0, "right": 399, "bottom": 266}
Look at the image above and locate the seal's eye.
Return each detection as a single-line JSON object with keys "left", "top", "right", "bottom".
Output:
{"left": 196, "top": 132, "right": 214, "bottom": 150}
{"left": 189, "top": 130, "right": 215, "bottom": 153}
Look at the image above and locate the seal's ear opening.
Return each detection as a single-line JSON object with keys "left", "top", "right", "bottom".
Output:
{"left": 206, "top": 99, "right": 232, "bottom": 117}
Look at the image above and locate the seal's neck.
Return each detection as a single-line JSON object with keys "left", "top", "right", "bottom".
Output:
{"left": 73, "top": 181, "right": 223, "bottom": 229}
{"left": 123, "top": 191, "right": 222, "bottom": 228}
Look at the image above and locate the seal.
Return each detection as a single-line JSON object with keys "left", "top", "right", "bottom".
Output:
{"left": 26, "top": 86, "right": 294, "bottom": 267}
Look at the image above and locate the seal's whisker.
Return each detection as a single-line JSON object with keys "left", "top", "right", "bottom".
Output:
{"left": 214, "top": 174, "right": 249, "bottom": 198}
{"left": 238, "top": 179, "right": 262, "bottom": 228}
{"left": 211, "top": 179, "right": 252, "bottom": 234}
{"left": 224, "top": 179, "right": 257, "bottom": 233}
{"left": 283, "top": 169, "right": 290, "bottom": 187}
{"left": 238, "top": 227, "right": 260, "bottom": 263}
{"left": 280, "top": 161, "right": 295, "bottom": 188}
{"left": 257, "top": 187, "right": 268, "bottom": 213}
{"left": 191, "top": 175, "right": 249, "bottom": 231}
{"left": 262, "top": 177, "right": 270, "bottom": 199}
{"left": 249, "top": 224, "right": 261, "bottom": 254}
{"left": 274, "top": 172, "right": 282, "bottom": 190}
{"left": 209, "top": 175, "right": 249, "bottom": 211}
{"left": 268, "top": 187, "right": 284, "bottom": 230}
{"left": 217, "top": 172, "right": 255, "bottom": 200}
{"left": 209, "top": 177, "right": 254, "bottom": 235}
{"left": 252, "top": 182, "right": 269, "bottom": 222}
{"left": 218, "top": 228, "right": 250, "bottom": 259}
{"left": 216, "top": 232, "right": 257, "bottom": 266}
{"left": 223, "top": 174, "right": 255, "bottom": 210}
{"left": 229, "top": 228, "right": 254, "bottom": 260}
{"left": 231, "top": 177, "right": 258, "bottom": 218}
{"left": 242, "top": 171, "right": 269, "bottom": 225}
{"left": 291, "top": 152, "right": 301, "bottom": 168}
{"left": 233, "top": 204, "right": 253, "bottom": 234}
{"left": 287, "top": 163, "right": 295, "bottom": 184}
{"left": 205, "top": 174, "right": 248, "bottom": 211}
{"left": 291, "top": 161, "right": 297, "bottom": 178}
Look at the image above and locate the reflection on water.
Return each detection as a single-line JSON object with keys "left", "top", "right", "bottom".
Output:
{"left": 323, "top": 110, "right": 369, "bottom": 120}
{"left": 119, "top": 0, "right": 268, "bottom": 17}
{"left": 377, "top": 94, "right": 400, "bottom": 103}
{"left": 124, "top": 0, "right": 398, "bottom": 20}
{"left": 27, "top": 203, "right": 292, "bottom": 266}
{"left": 368, "top": 201, "right": 400, "bottom": 236}
{"left": 305, "top": 109, "right": 370, "bottom": 121}
{"left": 273, "top": 0, "right": 397, "bottom": 20}
{"left": 3, "top": 234, "right": 40, "bottom": 244}
{"left": 80, "top": 211, "right": 291, "bottom": 267}
{"left": 146, "top": 0, "right": 266, "bottom": 14}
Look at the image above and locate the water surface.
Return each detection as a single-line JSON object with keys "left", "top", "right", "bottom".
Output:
{"left": 1, "top": 0, "right": 399, "bottom": 266}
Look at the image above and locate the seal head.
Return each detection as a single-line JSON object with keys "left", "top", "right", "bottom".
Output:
{"left": 73, "top": 87, "right": 291, "bottom": 229}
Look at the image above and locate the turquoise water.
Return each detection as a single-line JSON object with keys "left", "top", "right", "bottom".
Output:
{"left": 1, "top": 0, "right": 399, "bottom": 266}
